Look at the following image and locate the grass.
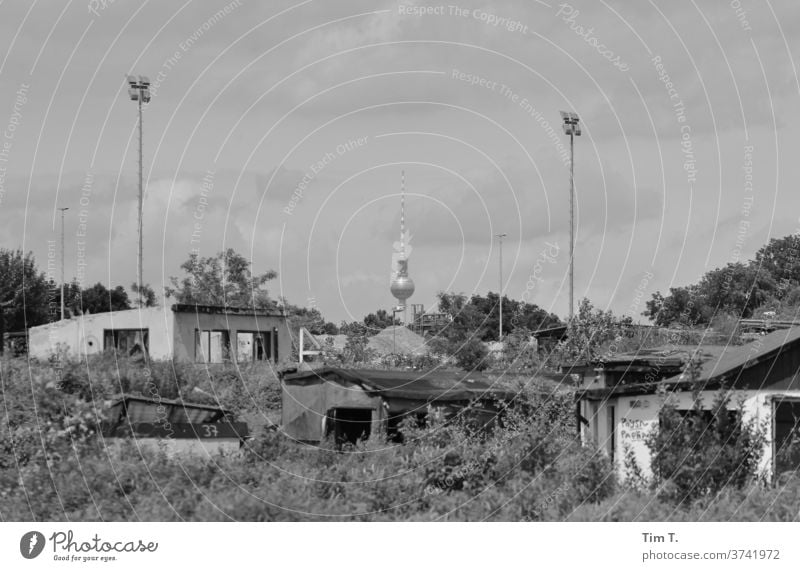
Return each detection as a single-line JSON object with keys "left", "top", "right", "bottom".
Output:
{"left": 1, "top": 354, "right": 799, "bottom": 521}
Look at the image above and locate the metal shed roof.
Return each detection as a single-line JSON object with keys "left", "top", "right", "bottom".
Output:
{"left": 283, "top": 367, "right": 518, "bottom": 402}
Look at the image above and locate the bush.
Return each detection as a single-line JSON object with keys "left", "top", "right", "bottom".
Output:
{"left": 646, "top": 384, "right": 766, "bottom": 505}
{"left": 453, "top": 337, "right": 490, "bottom": 371}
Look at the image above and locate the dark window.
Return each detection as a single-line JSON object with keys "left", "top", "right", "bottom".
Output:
{"left": 195, "top": 330, "right": 231, "bottom": 363}
{"left": 324, "top": 408, "right": 372, "bottom": 446}
{"left": 104, "top": 329, "right": 149, "bottom": 356}
{"left": 774, "top": 400, "right": 800, "bottom": 478}
{"left": 235, "top": 331, "right": 274, "bottom": 362}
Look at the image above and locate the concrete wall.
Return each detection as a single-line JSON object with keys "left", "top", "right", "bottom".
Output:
{"left": 584, "top": 388, "right": 800, "bottom": 481}
{"left": 172, "top": 312, "right": 290, "bottom": 363}
{"left": 282, "top": 380, "right": 382, "bottom": 442}
{"left": 27, "top": 307, "right": 173, "bottom": 360}
{"left": 27, "top": 307, "right": 291, "bottom": 364}
{"left": 106, "top": 437, "right": 242, "bottom": 458}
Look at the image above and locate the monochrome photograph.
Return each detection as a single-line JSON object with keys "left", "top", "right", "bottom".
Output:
{"left": 1, "top": 0, "right": 799, "bottom": 565}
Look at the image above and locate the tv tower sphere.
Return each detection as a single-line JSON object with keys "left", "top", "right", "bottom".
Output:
{"left": 391, "top": 259, "right": 415, "bottom": 304}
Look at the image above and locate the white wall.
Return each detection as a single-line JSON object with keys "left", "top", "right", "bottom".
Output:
{"left": 27, "top": 307, "right": 174, "bottom": 360}
{"left": 593, "top": 389, "right": 800, "bottom": 481}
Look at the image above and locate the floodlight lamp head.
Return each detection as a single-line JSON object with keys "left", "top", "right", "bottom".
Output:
{"left": 127, "top": 75, "right": 137, "bottom": 86}
{"left": 139, "top": 76, "right": 150, "bottom": 86}
{"left": 128, "top": 87, "right": 139, "bottom": 100}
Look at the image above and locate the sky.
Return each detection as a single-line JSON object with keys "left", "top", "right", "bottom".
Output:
{"left": 0, "top": 0, "right": 798, "bottom": 324}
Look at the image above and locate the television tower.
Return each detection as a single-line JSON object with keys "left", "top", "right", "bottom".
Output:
{"left": 390, "top": 171, "right": 415, "bottom": 323}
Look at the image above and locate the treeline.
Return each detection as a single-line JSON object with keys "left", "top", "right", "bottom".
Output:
{"left": 0, "top": 249, "right": 155, "bottom": 333}
{"left": 644, "top": 234, "right": 800, "bottom": 326}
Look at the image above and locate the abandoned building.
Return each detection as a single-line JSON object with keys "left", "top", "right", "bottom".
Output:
{"left": 27, "top": 303, "right": 290, "bottom": 364}
{"left": 102, "top": 394, "right": 249, "bottom": 456}
{"left": 281, "top": 366, "right": 516, "bottom": 444}
{"left": 576, "top": 326, "right": 800, "bottom": 481}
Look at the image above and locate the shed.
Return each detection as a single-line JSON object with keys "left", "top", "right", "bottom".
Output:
{"left": 102, "top": 394, "right": 249, "bottom": 456}
{"left": 577, "top": 327, "right": 800, "bottom": 481}
{"left": 281, "top": 367, "right": 516, "bottom": 444}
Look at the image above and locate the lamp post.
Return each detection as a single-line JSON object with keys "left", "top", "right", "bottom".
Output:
{"left": 496, "top": 233, "right": 507, "bottom": 341}
{"left": 392, "top": 305, "right": 403, "bottom": 354}
{"left": 560, "top": 111, "right": 581, "bottom": 321}
{"left": 127, "top": 75, "right": 151, "bottom": 307}
{"left": 58, "top": 207, "right": 69, "bottom": 320}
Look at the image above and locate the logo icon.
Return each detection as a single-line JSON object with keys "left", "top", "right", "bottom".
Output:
{"left": 20, "top": 531, "right": 45, "bottom": 559}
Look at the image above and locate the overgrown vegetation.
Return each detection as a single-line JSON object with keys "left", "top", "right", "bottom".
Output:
{"left": 2, "top": 355, "right": 798, "bottom": 522}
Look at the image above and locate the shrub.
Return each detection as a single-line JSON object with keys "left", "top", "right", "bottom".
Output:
{"left": 646, "top": 384, "right": 766, "bottom": 505}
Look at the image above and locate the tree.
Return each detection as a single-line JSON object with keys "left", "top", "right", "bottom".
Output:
{"left": 130, "top": 283, "right": 158, "bottom": 307}
{"left": 165, "top": 249, "right": 278, "bottom": 308}
{"left": 755, "top": 235, "right": 800, "bottom": 290}
{"left": 0, "top": 249, "right": 52, "bottom": 332}
{"left": 468, "top": 292, "right": 560, "bottom": 341}
{"left": 696, "top": 262, "right": 776, "bottom": 321}
{"left": 558, "top": 298, "right": 634, "bottom": 364}
{"left": 644, "top": 286, "right": 702, "bottom": 326}
{"left": 429, "top": 292, "right": 491, "bottom": 370}
{"left": 363, "top": 309, "right": 399, "bottom": 332}
{"left": 70, "top": 282, "right": 131, "bottom": 314}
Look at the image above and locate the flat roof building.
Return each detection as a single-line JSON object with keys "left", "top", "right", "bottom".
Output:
{"left": 27, "top": 304, "right": 290, "bottom": 364}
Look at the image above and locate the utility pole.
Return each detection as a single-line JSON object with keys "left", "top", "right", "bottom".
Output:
{"left": 496, "top": 233, "right": 507, "bottom": 341}
{"left": 560, "top": 111, "right": 581, "bottom": 321}
{"left": 127, "top": 75, "right": 151, "bottom": 306}
{"left": 58, "top": 207, "right": 69, "bottom": 320}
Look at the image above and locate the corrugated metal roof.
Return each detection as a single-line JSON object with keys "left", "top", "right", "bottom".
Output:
{"left": 283, "top": 367, "right": 518, "bottom": 402}
{"left": 674, "top": 326, "right": 800, "bottom": 383}
{"left": 108, "top": 394, "right": 231, "bottom": 424}
{"left": 580, "top": 327, "right": 800, "bottom": 399}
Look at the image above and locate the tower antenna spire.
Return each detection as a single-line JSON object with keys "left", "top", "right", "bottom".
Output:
{"left": 390, "top": 170, "right": 415, "bottom": 325}
{"left": 400, "top": 169, "right": 406, "bottom": 259}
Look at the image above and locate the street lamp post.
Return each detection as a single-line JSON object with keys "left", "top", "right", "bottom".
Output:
{"left": 127, "top": 75, "right": 151, "bottom": 307}
{"left": 58, "top": 207, "right": 69, "bottom": 320}
{"left": 496, "top": 233, "right": 507, "bottom": 341}
{"left": 560, "top": 111, "right": 581, "bottom": 321}
{"left": 392, "top": 305, "right": 403, "bottom": 354}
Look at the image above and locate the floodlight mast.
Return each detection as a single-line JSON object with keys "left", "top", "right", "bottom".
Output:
{"left": 560, "top": 111, "right": 581, "bottom": 321}
{"left": 496, "top": 233, "right": 507, "bottom": 341}
{"left": 127, "top": 75, "right": 151, "bottom": 306}
{"left": 58, "top": 207, "right": 69, "bottom": 320}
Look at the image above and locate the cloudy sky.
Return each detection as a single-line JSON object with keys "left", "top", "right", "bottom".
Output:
{"left": 0, "top": 0, "right": 798, "bottom": 323}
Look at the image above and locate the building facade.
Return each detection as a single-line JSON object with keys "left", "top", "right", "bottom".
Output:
{"left": 28, "top": 304, "right": 290, "bottom": 364}
{"left": 576, "top": 328, "right": 800, "bottom": 482}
